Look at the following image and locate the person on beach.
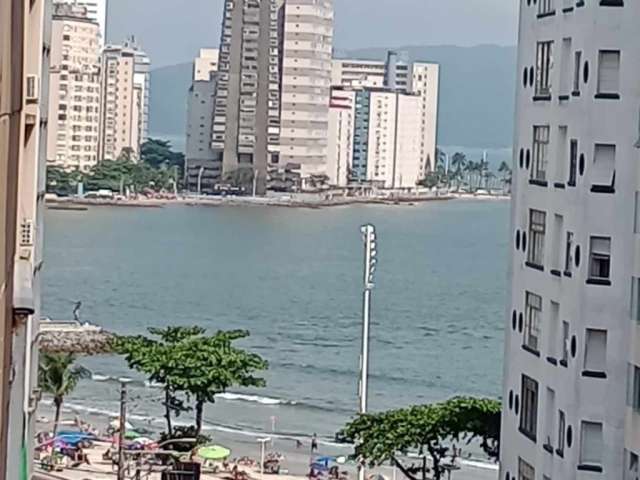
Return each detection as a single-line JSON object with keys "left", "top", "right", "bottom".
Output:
{"left": 311, "top": 433, "right": 318, "bottom": 453}
{"left": 296, "top": 439, "right": 303, "bottom": 449}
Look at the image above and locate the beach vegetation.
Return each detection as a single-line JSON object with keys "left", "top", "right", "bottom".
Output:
{"left": 114, "top": 326, "right": 268, "bottom": 440}
{"left": 337, "top": 396, "right": 501, "bottom": 480}
{"left": 38, "top": 352, "right": 91, "bottom": 436}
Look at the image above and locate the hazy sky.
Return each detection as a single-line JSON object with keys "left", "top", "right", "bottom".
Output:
{"left": 108, "top": 0, "right": 518, "bottom": 68}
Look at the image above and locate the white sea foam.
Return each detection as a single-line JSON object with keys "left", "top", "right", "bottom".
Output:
{"left": 216, "top": 392, "right": 290, "bottom": 405}
{"left": 92, "top": 374, "right": 111, "bottom": 381}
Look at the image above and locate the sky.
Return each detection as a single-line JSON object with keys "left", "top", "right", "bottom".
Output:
{"left": 107, "top": 0, "right": 518, "bottom": 69}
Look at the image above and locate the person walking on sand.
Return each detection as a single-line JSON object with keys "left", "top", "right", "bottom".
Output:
{"left": 311, "top": 433, "right": 318, "bottom": 453}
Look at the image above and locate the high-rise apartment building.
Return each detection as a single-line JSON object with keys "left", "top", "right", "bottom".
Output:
{"left": 0, "top": 0, "right": 49, "bottom": 478}
{"left": 98, "top": 38, "right": 150, "bottom": 161}
{"left": 327, "top": 89, "right": 356, "bottom": 187}
{"left": 279, "top": 0, "right": 334, "bottom": 182}
{"left": 55, "top": 0, "right": 108, "bottom": 44}
{"left": 212, "top": 0, "right": 281, "bottom": 195}
{"left": 194, "top": 48, "right": 219, "bottom": 82}
{"left": 46, "top": 2, "right": 101, "bottom": 171}
{"left": 332, "top": 53, "right": 439, "bottom": 175}
{"left": 501, "top": 3, "right": 640, "bottom": 480}
{"left": 185, "top": 49, "right": 220, "bottom": 193}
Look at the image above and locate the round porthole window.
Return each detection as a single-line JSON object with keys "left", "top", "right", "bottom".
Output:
{"left": 514, "top": 395, "right": 520, "bottom": 415}
{"left": 575, "top": 245, "right": 581, "bottom": 267}
{"left": 512, "top": 310, "right": 517, "bottom": 331}
{"left": 518, "top": 313, "right": 524, "bottom": 333}
{"left": 522, "top": 68, "right": 528, "bottom": 88}
{"left": 526, "top": 149, "right": 531, "bottom": 170}
{"left": 571, "top": 336, "right": 577, "bottom": 358}
{"left": 519, "top": 149, "right": 524, "bottom": 168}
{"left": 567, "top": 426, "right": 573, "bottom": 448}
{"left": 529, "top": 67, "right": 534, "bottom": 87}
{"left": 579, "top": 153, "right": 585, "bottom": 176}
{"left": 509, "top": 390, "right": 514, "bottom": 410}
{"left": 515, "top": 230, "right": 521, "bottom": 250}
{"left": 522, "top": 232, "right": 527, "bottom": 252}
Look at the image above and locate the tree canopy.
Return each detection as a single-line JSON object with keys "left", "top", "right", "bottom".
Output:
{"left": 113, "top": 326, "right": 268, "bottom": 438}
{"left": 338, "top": 396, "right": 501, "bottom": 480}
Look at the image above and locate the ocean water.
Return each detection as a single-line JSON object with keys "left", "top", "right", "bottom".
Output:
{"left": 42, "top": 200, "right": 509, "bottom": 442}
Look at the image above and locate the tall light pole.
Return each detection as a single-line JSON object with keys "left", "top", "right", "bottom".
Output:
{"left": 197, "top": 166, "right": 205, "bottom": 198}
{"left": 117, "top": 378, "right": 132, "bottom": 480}
{"left": 358, "top": 224, "right": 377, "bottom": 480}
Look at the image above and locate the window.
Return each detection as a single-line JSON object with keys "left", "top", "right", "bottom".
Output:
{"left": 556, "top": 126, "right": 568, "bottom": 183}
{"left": 535, "top": 41, "right": 553, "bottom": 96}
{"left": 531, "top": 126, "right": 550, "bottom": 182}
{"left": 592, "top": 144, "right": 616, "bottom": 191}
{"left": 632, "top": 278, "right": 640, "bottom": 323}
{"left": 573, "top": 51, "right": 582, "bottom": 94}
{"left": 561, "top": 321, "right": 570, "bottom": 364}
{"left": 579, "top": 421, "right": 603, "bottom": 468}
{"left": 548, "top": 301, "right": 560, "bottom": 358}
{"left": 552, "top": 215, "right": 564, "bottom": 272}
{"left": 524, "top": 292, "right": 542, "bottom": 353}
{"left": 518, "top": 457, "right": 535, "bottom": 480}
{"left": 597, "top": 50, "right": 621, "bottom": 98}
{"left": 627, "top": 364, "right": 640, "bottom": 411}
{"left": 560, "top": 38, "right": 572, "bottom": 96}
{"left": 557, "top": 410, "right": 566, "bottom": 456}
{"left": 625, "top": 450, "right": 639, "bottom": 480}
{"left": 584, "top": 329, "right": 607, "bottom": 376}
{"left": 528, "top": 210, "right": 546, "bottom": 268}
{"left": 538, "top": 0, "right": 553, "bottom": 14}
{"left": 635, "top": 193, "right": 640, "bottom": 234}
{"left": 565, "top": 232, "right": 574, "bottom": 274}
{"left": 568, "top": 139, "right": 578, "bottom": 186}
{"left": 543, "top": 388, "right": 556, "bottom": 449}
{"left": 588, "top": 237, "right": 611, "bottom": 283}
{"left": 520, "top": 374, "right": 539, "bottom": 441}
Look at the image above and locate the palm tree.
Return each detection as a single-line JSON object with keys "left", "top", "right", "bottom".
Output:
{"left": 39, "top": 353, "right": 90, "bottom": 436}
{"left": 498, "top": 161, "right": 512, "bottom": 193}
{"left": 450, "top": 152, "right": 467, "bottom": 191}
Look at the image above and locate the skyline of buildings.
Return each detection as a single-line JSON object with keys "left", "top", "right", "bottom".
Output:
{"left": 501, "top": 2, "right": 639, "bottom": 480}
{"left": 46, "top": 2, "right": 102, "bottom": 171}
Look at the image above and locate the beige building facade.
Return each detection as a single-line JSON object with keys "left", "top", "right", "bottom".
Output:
{"left": 98, "top": 41, "right": 149, "bottom": 161}
{"left": 279, "top": 0, "right": 334, "bottom": 181}
{"left": 46, "top": 2, "right": 101, "bottom": 171}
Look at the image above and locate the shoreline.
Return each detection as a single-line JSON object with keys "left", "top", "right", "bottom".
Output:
{"left": 45, "top": 192, "right": 509, "bottom": 210}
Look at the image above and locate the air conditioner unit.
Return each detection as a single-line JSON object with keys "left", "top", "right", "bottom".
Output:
{"left": 26, "top": 74, "right": 39, "bottom": 102}
{"left": 20, "top": 219, "right": 34, "bottom": 247}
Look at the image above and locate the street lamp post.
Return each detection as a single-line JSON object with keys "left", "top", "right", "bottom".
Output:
{"left": 358, "top": 224, "right": 377, "bottom": 480}
{"left": 257, "top": 437, "right": 271, "bottom": 480}
{"left": 117, "top": 378, "right": 132, "bottom": 480}
{"left": 197, "top": 166, "right": 205, "bottom": 198}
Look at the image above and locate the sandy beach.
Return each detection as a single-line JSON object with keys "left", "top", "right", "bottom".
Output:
{"left": 35, "top": 407, "right": 498, "bottom": 480}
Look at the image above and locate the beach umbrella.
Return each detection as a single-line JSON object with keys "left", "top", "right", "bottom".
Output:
{"left": 197, "top": 445, "right": 231, "bottom": 461}
{"left": 124, "top": 430, "right": 141, "bottom": 440}
{"left": 314, "top": 456, "right": 336, "bottom": 467}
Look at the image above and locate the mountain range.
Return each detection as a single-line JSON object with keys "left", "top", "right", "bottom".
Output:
{"left": 148, "top": 44, "right": 517, "bottom": 151}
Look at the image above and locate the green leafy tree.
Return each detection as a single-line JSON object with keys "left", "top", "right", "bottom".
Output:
{"left": 223, "top": 166, "right": 255, "bottom": 192}
{"left": 38, "top": 353, "right": 91, "bottom": 436}
{"left": 498, "top": 161, "right": 512, "bottom": 193}
{"left": 450, "top": 153, "right": 467, "bottom": 191}
{"left": 338, "top": 397, "right": 501, "bottom": 480}
{"left": 141, "top": 138, "right": 184, "bottom": 170}
{"left": 115, "top": 327, "right": 268, "bottom": 438}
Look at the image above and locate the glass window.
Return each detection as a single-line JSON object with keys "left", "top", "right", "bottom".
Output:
{"left": 535, "top": 41, "right": 554, "bottom": 96}
{"left": 628, "top": 364, "right": 640, "bottom": 411}
{"left": 532, "top": 126, "right": 550, "bottom": 182}
{"left": 592, "top": 144, "right": 616, "bottom": 188}
{"left": 632, "top": 278, "right": 640, "bottom": 323}
{"left": 524, "top": 292, "right": 542, "bottom": 352}
{"left": 538, "top": 0, "right": 553, "bottom": 14}
{"left": 580, "top": 421, "right": 603, "bottom": 467}
{"left": 561, "top": 321, "right": 570, "bottom": 364}
{"left": 573, "top": 51, "right": 582, "bottom": 94}
{"left": 518, "top": 457, "right": 535, "bottom": 480}
{"left": 589, "top": 237, "right": 611, "bottom": 281}
{"left": 520, "top": 375, "right": 539, "bottom": 441}
{"left": 528, "top": 210, "right": 546, "bottom": 267}
{"left": 597, "top": 50, "right": 621, "bottom": 96}
{"left": 584, "top": 329, "right": 607, "bottom": 374}
{"left": 557, "top": 410, "right": 566, "bottom": 456}
{"left": 565, "top": 232, "right": 574, "bottom": 274}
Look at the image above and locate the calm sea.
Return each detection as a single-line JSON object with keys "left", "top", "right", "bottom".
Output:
{"left": 42, "top": 200, "right": 509, "bottom": 442}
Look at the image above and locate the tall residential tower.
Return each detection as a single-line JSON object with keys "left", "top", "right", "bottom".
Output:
{"left": 501, "top": 2, "right": 640, "bottom": 480}
{"left": 212, "top": 0, "right": 281, "bottom": 194}
{"left": 279, "top": 0, "right": 334, "bottom": 182}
